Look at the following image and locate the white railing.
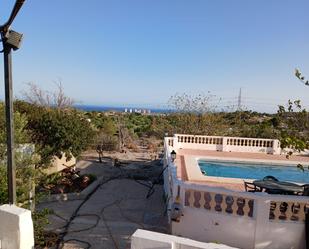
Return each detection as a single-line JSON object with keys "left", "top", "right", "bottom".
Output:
{"left": 182, "top": 184, "right": 255, "bottom": 219}
{"left": 179, "top": 182, "right": 308, "bottom": 224}
{"left": 175, "top": 182, "right": 307, "bottom": 249}
{"left": 172, "top": 134, "right": 281, "bottom": 154}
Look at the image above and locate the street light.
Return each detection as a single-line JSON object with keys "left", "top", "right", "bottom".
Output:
{"left": 0, "top": 0, "right": 26, "bottom": 205}
{"left": 171, "top": 150, "right": 176, "bottom": 162}
{"left": 3, "top": 30, "right": 23, "bottom": 50}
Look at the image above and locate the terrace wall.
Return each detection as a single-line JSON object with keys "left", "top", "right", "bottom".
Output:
{"left": 164, "top": 137, "right": 308, "bottom": 249}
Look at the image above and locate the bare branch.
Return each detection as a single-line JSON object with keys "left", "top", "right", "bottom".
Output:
{"left": 20, "top": 81, "right": 74, "bottom": 109}
{"left": 168, "top": 92, "right": 220, "bottom": 113}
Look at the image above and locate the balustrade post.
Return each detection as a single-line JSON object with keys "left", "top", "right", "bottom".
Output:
{"left": 272, "top": 139, "right": 281, "bottom": 155}
{"left": 222, "top": 137, "right": 228, "bottom": 152}
{"left": 253, "top": 195, "right": 271, "bottom": 249}
{"left": 173, "top": 135, "right": 179, "bottom": 150}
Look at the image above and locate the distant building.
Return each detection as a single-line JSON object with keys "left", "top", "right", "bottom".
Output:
{"left": 123, "top": 107, "right": 152, "bottom": 115}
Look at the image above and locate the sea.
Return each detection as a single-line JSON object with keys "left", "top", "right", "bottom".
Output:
{"left": 74, "top": 105, "right": 170, "bottom": 114}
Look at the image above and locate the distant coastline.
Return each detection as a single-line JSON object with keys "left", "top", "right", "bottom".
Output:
{"left": 74, "top": 104, "right": 170, "bottom": 114}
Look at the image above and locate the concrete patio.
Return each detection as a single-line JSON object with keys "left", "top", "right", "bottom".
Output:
{"left": 38, "top": 153, "right": 168, "bottom": 249}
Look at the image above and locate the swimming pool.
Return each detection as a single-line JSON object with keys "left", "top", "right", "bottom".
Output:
{"left": 198, "top": 160, "right": 309, "bottom": 183}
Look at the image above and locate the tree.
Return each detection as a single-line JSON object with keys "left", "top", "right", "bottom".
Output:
{"left": 27, "top": 108, "right": 95, "bottom": 167}
{"left": 117, "top": 115, "right": 132, "bottom": 152}
{"left": 101, "top": 118, "right": 117, "bottom": 135}
{"left": 168, "top": 92, "right": 220, "bottom": 114}
{"left": 95, "top": 118, "right": 118, "bottom": 161}
{"left": 275, "top": 69, "right": 309, "bottom": 171}
{"left": 276, "top": 101, "right": 309, "bottom": 171}
{"left": 166, "top": 92, "right": 227, "bottom": 135}
{"left": 21, "top": 81, "right": 74, "bottom": 109}
{"left": 17, "top": 83, "right": 94, "bottom": 167}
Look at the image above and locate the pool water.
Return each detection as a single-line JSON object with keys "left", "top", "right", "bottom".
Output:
{"left": 199, "top": 160, "right": 309, "bottom": 183}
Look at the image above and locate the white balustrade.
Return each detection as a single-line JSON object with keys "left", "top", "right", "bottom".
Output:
{"left": 172, "top": 134, "right": 281, "bottom": 154}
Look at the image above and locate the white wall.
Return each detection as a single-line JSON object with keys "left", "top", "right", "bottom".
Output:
{"left": 169, "top": 183, "right": 306, "bottom": 249}
{"left": 0, "top": 205, "right": 34, "bottom": 249}
{"left": 172, "top": 199, "right": 305, "bottom": 249}
{"left": 131, "top": 229, "right": 239, "bottom": 249}
{"left": 172, "top": 208, "right": 256, "bottom": 249}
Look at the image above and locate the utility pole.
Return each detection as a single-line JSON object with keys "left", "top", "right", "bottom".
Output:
{"left": 0, "top": 0, "right": 25, "bottom": 205}
{"left": 237, "top": 87, "right": 242, "bottom": 111}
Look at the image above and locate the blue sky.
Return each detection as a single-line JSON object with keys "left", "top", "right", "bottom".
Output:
{"left": 0, "top": 0, "right": 308, "bottom": 112}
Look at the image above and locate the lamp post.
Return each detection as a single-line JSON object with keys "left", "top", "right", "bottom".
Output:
{"left": 171, "top": 150, "right": 176, "bottom": 162}
{"left": 0, "top": 0, "right": 25, "bottom": 205}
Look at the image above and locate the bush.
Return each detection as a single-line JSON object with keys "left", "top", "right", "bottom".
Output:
{"left": 98, "top": 134, "right": 118, "bottom": 151}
